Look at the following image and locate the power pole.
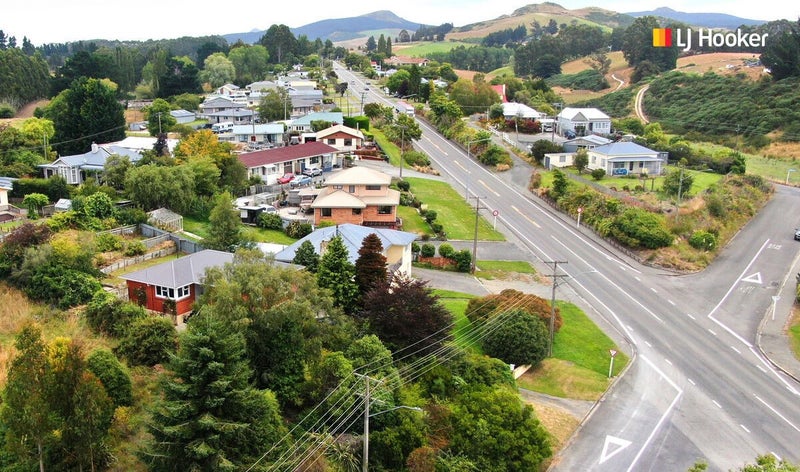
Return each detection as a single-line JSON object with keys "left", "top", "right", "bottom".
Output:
{"left": 543, "top": 260, "right": 568, "bottom": 357}
{"left": 353, "top": 372, "right": 375, "bottom": 472}
{"left": 469, "top": 196, "right": 488, "bottom": 274}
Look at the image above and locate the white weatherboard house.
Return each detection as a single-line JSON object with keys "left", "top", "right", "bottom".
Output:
{"left": 588, "top": 142, "right": 667, "bottom": 176}
{"left": 557, "top": 107, "right": 611, "bottom": 137}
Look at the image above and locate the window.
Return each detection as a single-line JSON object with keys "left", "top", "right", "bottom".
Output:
{"left": 344, "top": 139, "right": 352, "bottom": 146}
{"left": 327, "top": 139, "right": 336, "bottom": 145}
{"left": 349, "top": 185, "right": 355, "bottom": 193}
{"left": 559, "top": 155, "right": 566, "bottom": 163}
{"left": 333, "top": 185, "right": 343, "bottom": 190}
{"left": 155, "top": 284, "right": 191, "bottom": 300}
{"left": 322, "top": 208, "right": 332, "bottom": 217}
{"left": 352, "top": 208, "right": 362, "bottom": 215}
{"left": 377, "top": 206, "right": 392, "bottom": 215}
{"left": 365, "top": 185, "right": 381, "bottom": 191}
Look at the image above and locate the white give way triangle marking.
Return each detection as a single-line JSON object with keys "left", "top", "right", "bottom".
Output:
{"left": 741, "top": 272, "right": 762, "bottom": 284}
{"left": 599, "top": 435, "right": 632, "bottom": 464}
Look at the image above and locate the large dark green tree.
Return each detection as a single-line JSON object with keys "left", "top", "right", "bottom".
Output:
{"left": 157, "top": 56, "right": 201, "bottom": 98}
{"left": 45, "top": 76, "right": 125, "bottom": 155}
{"left": 205, "top": 191, "right": 247, "bottom": 253}
{"left": 761, "top": 20, "right": 800, "bottom": 81}
{"left": 481, "top": 309, "right": 549, "bottom": 366}
{"left": 621, "top": 16, "right": 680, "bottom": 73}
{"left": 355, "top": 233, "right": 387, "bottom": 296}
{"left": 0, "top": 48, "right": 50, "bottom": 107}
{"left": 124, "top": 164, "right": 195, "bottom": 213}
{"left": 317, "top": 235, "right": 360, "bottom": 315}
{"left": 259, "top": 24, "right": 298, "bottom": 64}
{"left": 258, "top": 88, "right": 291, "bottom": 122}
{"left": 145, "top": 313, "right": 287, "bottom": 471}
{"left": 293, "top": 240, "right": 320, "bottom": 272}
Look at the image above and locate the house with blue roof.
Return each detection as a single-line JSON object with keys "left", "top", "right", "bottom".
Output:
{"left": 274, "top": 223, "right": 417, "bottom": 276}
{"left": 587, "top": 142, "right": 668, "bottom": 176}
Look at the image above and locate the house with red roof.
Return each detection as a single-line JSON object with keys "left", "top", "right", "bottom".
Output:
{"left": 238, "top": 141, "right": 340, "bottom": 185}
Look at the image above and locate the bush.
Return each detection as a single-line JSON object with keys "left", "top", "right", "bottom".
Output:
{"left": 610, "top": 208, "right": 673, "bottom": 249}
{"left": 285, "top": 221, "right": 313, "bottom": 239}
{"left": 86, "top": 348, "right": 133, "bottom": 407}
{"left": 95, "top": 232, "right": 124, "bottom": 252}
{"left": 397, "top": 180, "right": 411, "bottom": 192}
{"left": 529, "top": 172, "right": 542, "bottom": 190}
{"left": 123, "top": 241, "right": 146, "bottom": 256}
{"left": 424, "top": 210, "right": 437, "bottom": 224}
{"left": 85, "top": 290, "right": 147, "bottom": 337}
{"left": 117, "top": 207, "right": 148, "bottom": 226}
{"left": 453, "top": 249, "right": 473, "bottom": 273}
{"left": 0, "top": 104, "right": 15, "bottom": 118}
{"left": 258, "top": 212, "right": 283, "bottom": 230}
{"left": 411, "top": 241, "right": 420, "bottom": 254}
{"left": 25, "top": 266, "right": 101, "bottom": 309}
{"left": 688, "top": 230, "right": 718, "bottom": 251}
{"left": 420, "top": 243, "right": 436, "bottom": 258}
{"left": 482, "top": 309, "right": 549, "bottom": 366}
{"left": 438, "top": 243, "right": 455, "bottom": 259}
{"left": 590, "top": 168, "right": 606, "bottom": 181}
{"left": 403, "top": 150, "right": 431, "bottom": 167}
{"left": 115, "top": 316, "right": 178, "bottom": 366}
{"left": 431, "top": 223, "right": 444, "bottom": 235}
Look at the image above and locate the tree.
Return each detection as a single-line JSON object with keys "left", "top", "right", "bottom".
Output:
{"left": 482, "top": 309, "right": 549, "bottom": 366}
{"left": 366, "top": 36, "right": 377, "bottom": 52}
{"left": 450, "top": 387, "right": 551, "bottom": 471}
{"left": 622, "top": 16, "right": 680, "bottom": 72}
{"left": 358, "top": 275, "right": 452, "bottom": 355}
{"left": 124, "top": 164, "right": 195, "bottom": 213}
{"left": 355, "top": 233, "right": 387, "bottom": 295}
{"left": 157, "top": 55, "right": 200, "bottom": 98}
{"left": 574, "top": 148, "right": 589, "bottom": 174}
{"left": 205, "top": 191, "right": 246, "bottom": 252}
{"left": 551, "top": 168, "right": 568, "bottom": 199}
{"left": 86, "top": 348, "right": 133, "bottom": 407}
{"left": 82, "top": 191, "right": 116, "bottom": 219}
{"left": 259, "top": 24, "right": 297, "bottom": 64}
{"left": 144, "top": 98, "right": 176, "bottom": 136}
{"left": 200, "top": 52, "right": 236, "bottom": 87}
{"left": 730, "top": 151, "right": 746, "bottom": 175}
{"left": 102, "top": 154, "right": 131, "bottom": 190}
{"left": 21, "top": 192, "right": 48, "bottom": 219}
{"left": 662, "top": 168, "right": 694, "bottom": 198}
{"left": 532, "top": 54, "right": 562, "bottom": 78}
{"left": 258, "top": 88, "right": 290, "bottom": 122}
{"left": 736, "top": 455, "right": 799, "bottom": 471}
{"left": 1, "top": 324, "right": 54, "bottom": 472}
{"left": 227, "top": 45, "right": 269, "bottom": 85}
{"left": 146, "top": 313, "right": 288, "bottom": 471}
{"left": 45, "top": 76, "right": 125, "bottom": 156}
{"left": 761, "top": 21, "right": 800, "bottom": 81}
{"left": 67, "top": 371, "right": 114, "bottom": 471}
{"left": 317, "top": 235, "right": 360, "bottom": 314}
{"left": 293, "top": 240, "right": 320, "bottom": 272}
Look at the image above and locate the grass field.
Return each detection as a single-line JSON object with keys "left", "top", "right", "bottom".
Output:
{"left": 393, "top": 41, "right": 474, "bottom": 57}
{"left": 404, "top": 177, "right": 505, "bottom": 241}
{"left": 183, "top": 215, "right": 297, "bottom": 245}
{"left": 517, "top": 301, "right": 628, "bottom": 400}
{"left": 474, "top": 260, "right": 537, "bottom": 280}
{"left": 397, "top": 205, "right": 431, "bottom": 237}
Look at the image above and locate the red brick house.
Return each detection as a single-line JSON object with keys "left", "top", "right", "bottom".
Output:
{"left": 311, "top": 166, "right": 400, "bottom": 229}
{"left": 120, "top": 250, "right": 233, "bottom": 323}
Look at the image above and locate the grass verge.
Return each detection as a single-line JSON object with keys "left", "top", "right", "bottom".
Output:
{"left": 789, "top": 307, "right": 800, "bottom": 361}
{"left": 517, "top": 301, "right": 628, "bottom": 400}
{"left": 404, "top": 177, "right": 505, "bottom": 241}
{"left": 474, "top": 260, "right": 537, "bottom": 280}
{"left": 433, "top": 289, "right": 482, "bottom": 354}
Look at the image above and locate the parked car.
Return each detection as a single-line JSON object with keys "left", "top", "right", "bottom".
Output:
{"left": 795, "top": 228, "right": 800, "bottom": 241}
{"left": 278, "top": 173, "right": 295, "bottom": 184}
{"left": 291, "top": 175, "right": 312, "bottom": 188}
{"left": 303, "top": 167, "right": 322, "bottom": 177}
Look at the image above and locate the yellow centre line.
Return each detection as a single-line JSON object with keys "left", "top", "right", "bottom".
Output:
{"left": 478, "top": 179, "right": 500, "bottom": 197}
{"left": 511, "top": 204, "right": 541, "bottom": 228}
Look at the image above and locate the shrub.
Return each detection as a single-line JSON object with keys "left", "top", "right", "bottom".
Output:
{"left": 285, "top": 221, "right": 313, "bottom": 239}
{"left": 25, "top": 266, "right": 101, "bottom": 309}
{"left": 403, "top": 150, "right": 431, "bottom": 167}
{"left": 115, "top": 316, "right": 178, "bottom": 366}
{"left": 590, "top": 168, "right": 606, "bottom": 181}
{"left": 438, "top": 243, "right": 455, "bottom": 259}
{"left": 87, "top": 348, "right": 133, "bottom": 407}
{"left": 482, "top": 310, "right": 549, "bottom": 366}
{"left": 420, "top": 243, "right": 436, "bottom": 258}
{"left": 431, "top": 223, "right": 444, "bottom": 235}
{"left": 85, "top": 290, "right": 147, "bottom": 337}
{"left": 95, "top": 232, "right": 124, "bottom": 252}
{"left": 529, "top": 172, "right": 542, "bottom": 190}
{"left": 0, "top": 104, "right": 15, "bottom": 118}
{"left": 609, "top": 208, "right": 673, "bottom": 249}
{"left": 117, "top": 207, "right": 148, "bottom": 226}
{"left": 397, "top": 180, "right": 411, "bottom": 192}
{"left": 411, "top": 241, "right": 420, "bottom": 254}
{"left": 123, "top": 241, "right": 146, "bottom": 256}
{"left": 258, "top": 212, "right": 283, "bottom": 230}
{"left": 453, "top": 249, "right": 472, "bottom": 273}
{"left": 424, "top": 210, "right": 437, "bottom": 224}
{"left": 688, "top": 230, "right": 718, "bottom": 251}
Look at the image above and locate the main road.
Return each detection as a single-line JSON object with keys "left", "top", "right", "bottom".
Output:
{"left": 333, "top": 63, "right": 800, "bottom": 470}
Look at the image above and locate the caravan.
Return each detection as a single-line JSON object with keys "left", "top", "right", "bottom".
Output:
{"left": 212, "top": 122, "right": 234, "bottom": 134}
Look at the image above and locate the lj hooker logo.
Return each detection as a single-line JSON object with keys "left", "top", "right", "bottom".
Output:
{"left": 652, "top": 27, "right": 767, "bottom": 51}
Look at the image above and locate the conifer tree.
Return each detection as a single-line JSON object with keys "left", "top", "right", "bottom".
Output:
{"left": 355, "top": 233, "right": 387, "bottom": 295}
{"left": 317, "top": 235, "right": 359, "bottom": 314}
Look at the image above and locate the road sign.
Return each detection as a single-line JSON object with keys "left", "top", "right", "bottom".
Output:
{"left": 578, "top": 207, "right": 583, "bottom": 213}
{"left": 492, "top": 209, "right": 499, "bottom": 217}
{"left": 609, "top": 349, "right": 617, "bottom": 357}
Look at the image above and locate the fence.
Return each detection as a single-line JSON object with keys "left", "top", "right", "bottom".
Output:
{"left": 140, "top": 223, "right": 204, "bottom": 254}
{"left": 99, "top": 225, "right": 138, "bottom": 236}
{"left": 100, "top": 246, "right": 177, "bottom": 274}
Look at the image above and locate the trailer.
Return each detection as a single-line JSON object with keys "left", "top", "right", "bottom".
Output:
{"left": 395, "top": 101, "right": 414, "bottom": 116}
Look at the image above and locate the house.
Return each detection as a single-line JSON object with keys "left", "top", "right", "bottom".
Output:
{"left": 120, "top": 250, "right": 234, "bottom": 322}
{"left": 562, "top": 135, "right": 612, "bottom": 153}
{"left": 491, "top": 84, "right": 507, "bottom": 103}
{"left": 247, "top": 80, "right": 279, "bottom": 92}
{"left": 587, "top": 142, "right": 667, "bottom": 176}
{"left": 112, "top": 136, "right": 179, "bottom": 155}
{"left": 501, "top": 102, "right": 542, "bottom": 120}
{"left": 204, "top": 108, "right": 256, "bottom": 125}
{"left": 40, "top": 142, "right": 144, "bottom": 185}
{"left": 311, "top": 166, "right": 400, "bottom": 229}
{"left": 557, "top": 107, "right": 612, "bottom": 137}
{"left": 216, "top": 124, "right": 285, "bottom": 147}
{"left": 289, "top": 112, "right": 344, "bottom": 133}
{"left": 384, "top": 56, "right": 429, "bottom": 67}
{"left": 0, "top": 177, "right": 22, "bottom": 222}
{"left": 215, "top": 83, "right": 241, "bottom": 96}
{"left": 274, "top": 223, "right": 417, "bottom": 276}
{"left": 238, "top": 141, "right": 340, "bottom": 185}
{"left": 170, "top": 109, "right": 196, "bottom": 124}
{"left": 198, "top": 96, "right": 245, "bottom": 119}
{"left": 315, "top": 124, "right": 364, "bottom": 153}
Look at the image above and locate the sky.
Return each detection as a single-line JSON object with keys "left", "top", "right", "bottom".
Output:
{"left": 4, "top": 0, "right": 797, "bottom": 45}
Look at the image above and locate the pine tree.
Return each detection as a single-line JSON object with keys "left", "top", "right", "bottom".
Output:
{"left": 205, "top": 191, "right": 245, "bottom": 253}
{"left": 355, "top": 233, "right": 387, "bottom": 295}
{"left": 317, "top": 235, "right": 360, "bottom": 314}
{"left": 145, "top": 313, "right": 287, "bottom": 471}
{"left": 293, "top": 240, "right": 320, "bottom": 272}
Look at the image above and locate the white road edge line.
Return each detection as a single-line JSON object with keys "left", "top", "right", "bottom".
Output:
{"left": 754, "top": 394, "right": 800, "bottom": 432}
{"left": 626, "top": 355, "right": 683, "bottom": 472}
{"left": 740, "top": 424, "right": 751, "bottom": 433}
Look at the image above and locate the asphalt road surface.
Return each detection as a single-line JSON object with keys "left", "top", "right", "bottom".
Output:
{"left": 332, "top": 62, "right": 800, "bottom": 470}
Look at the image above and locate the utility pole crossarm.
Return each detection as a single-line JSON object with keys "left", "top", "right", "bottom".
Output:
{"left": 469, "top": 196, "right": 489, "bottom": 274}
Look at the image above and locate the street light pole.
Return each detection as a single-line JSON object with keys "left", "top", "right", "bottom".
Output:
{"left": 786, "top": 168, "right": 796, "bottom": 185}
{"left": 469, "top": 196, "right": 488, "bottom": 274}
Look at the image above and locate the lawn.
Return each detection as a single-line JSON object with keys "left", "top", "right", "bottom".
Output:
{"left": 393, "top": 41, "right": 474, "bottom": 57}
{"left": 474, "top": 260, "right": 537, "bottom": 280}
{"left": 790, "top": 308, "right": 800, "bottom": 361}
{"left": 404, "top": 177, "right": 505, "bottom": 241}
{"left": 397, "top": 205, "right": 431, "bottom": 237}
{"left": 517, "top": 301, "right": 628, "bottom": 400}
{"left": 182, "top": 215, "right": 296, "bottom": 245}
{"left": 433, "top": 289, "right": 482, "bottom": 353}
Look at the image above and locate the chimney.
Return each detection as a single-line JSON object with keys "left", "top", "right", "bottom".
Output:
{"left": 91, "top": 142, "right": 98, "bottom": 153}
